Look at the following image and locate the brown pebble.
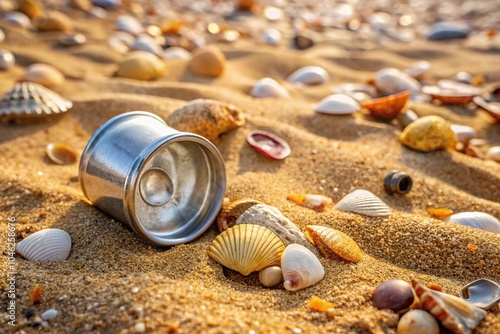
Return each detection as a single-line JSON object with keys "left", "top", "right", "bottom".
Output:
{"left": 372, "top": 280, "right": 414, "bottom": 314}
{"left": 188, "top": 46, "right": 226, "bottom": 77}
{"left": 18, "top": 0, "right": 42, "bottom": 19}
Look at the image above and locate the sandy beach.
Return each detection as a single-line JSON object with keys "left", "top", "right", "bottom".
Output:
{"left": 0, "top": 0, "right": 499, "bottom": 333}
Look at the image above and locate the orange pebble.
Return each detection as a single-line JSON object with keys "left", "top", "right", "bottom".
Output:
{"left": 427, "top": 207, "right": 453, "bottom": 219}
{"left": 309, "top": 296, "right": 334, "bottom": 312}
{"left": 467, "top": 243, "right": 478, "bottom": 253}
{"left": 29, "top": 285, "right": 42, "bottom": 304}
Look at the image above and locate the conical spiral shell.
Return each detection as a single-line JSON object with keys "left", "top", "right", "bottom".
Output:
{"left": 281, "top": 244, "right": 325, "bottom": 291}
{"left": 333, "top": 189, "right": 391, "bottom": 217}
{"left": 16, "top": 228, "right": 71, "bottom": 262}
{"left": 208, "top": 224, "right": 285, "bottom": 276}
{"left": 305, "top": 225, "right": 362, "bottom": 263}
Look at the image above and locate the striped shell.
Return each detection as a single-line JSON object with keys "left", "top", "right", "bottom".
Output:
{"left": 286, "top": 66, "right": 329, "bottom": 86}
{"left": 305, "top": 225, "right": 362, "bottom": 263}
{"left": 16, "top": 228, "right": 72, "bottom": 262}
{"left": 445, "top": 212, "right": 500, "bottom": 235}
{"left": 216, "top": 198, "right": 262, "bottom": 232}
{"left": 333, "top": 189, "right": 391, "bottom": 217}
{"left": 360, "top": 90, "right": 410, "bottom": 122}
{"left": 281, "top": 244, "right": 325, "bottom": 291}
{"left": 411, "top": 277, "right": 487, "bottom": 334}
{"left": 0, "top": 82, "right": 73, "bottom": 119}
{"left": 208, "top": 224, "right": 285, "bottom": 276}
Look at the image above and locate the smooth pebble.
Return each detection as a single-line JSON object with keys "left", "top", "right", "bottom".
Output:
{"left": 0, "top": 50, "right": 15, "bottom": 70}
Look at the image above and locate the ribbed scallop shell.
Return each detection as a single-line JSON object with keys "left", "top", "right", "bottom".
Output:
{"left": 0, "top": 82, "right": 73, "bottom": 118}
{"left": 411, "top": 277, "right": 487, "bottom": 334}
{"left": 333, "top": 189, "right": 391, "bottom": 217}
{"left": 445, "top": 212, "right": 500, "bottom": 234}
{"left": 281, "top": 244, "right": 325, "bottom": 291}
{"left": 208, "top": 224, "right": 285, "bottom": 276}
{"left": 16, "top": 228, "right": 71, "bottom": 262}
{"left": 286, "top": 66, "right": 329, "bottom": 86}
{"left": 216, "top": 198, "right": 262, "bottom": 232}
{"left": 305, "top": 225, "right": 362, "bottom": 263}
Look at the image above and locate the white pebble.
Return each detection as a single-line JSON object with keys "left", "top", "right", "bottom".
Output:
{"left": 41, "top": 309, "right": 57, "bottom": 321}
{"left": 134, "top": 322, "right": 146, "bottom": 333}
{"left": 131, "top": 286, "right": 139, "bottom": 293}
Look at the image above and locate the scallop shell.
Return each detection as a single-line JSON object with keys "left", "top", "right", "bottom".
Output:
{"left": 375, "top": 68, "right": 421, "bottom": 96}
{"left": 397, "top": 310, "right": 440, "bottom": 334}
{"left": 287, "top": 194, "right": 333, "bottom": 211}
{"left": 314, "top": 94, "right": 360, "bottom": 115}
{"left": 188, "top": 45, "right": 226, "bottom": 77}
{"left": 281, "top": 244, "right": 325, "bottom": 291}
{"left": 400, "top": 115, "right": 457, "bottom": 152}
{"left": 286, "top": 66, "right": 329, "bottom": 86}
{"left": 411, "top": 277, "right": 487, "bottom": 334}
{"left": 259, "top": 266, "right": 283, "bottom": 287}
{"left": 360, "top": 91, "right": 410, "bottom": 122}
{"left": 166, "top": 98, "right": 245, "bottom": 143}
{"left": 19, "top": 63, "right": 65, "bottom": 88}
{"left": 208, "top": 224, "right": 285, "bottom": 276}
{"left": 0, "top": 82, "right": 73, "bottom": 119}
{"left": 305, "top": 225, "right": 362, "bottom": 263}
{"left": 16, "top": 228, "right": 72, "bottom": 262}
{"left": 46, "top": 142, "right": 78, "bottom": 165}
{"left": 236, "top": 204, "right": 316, "bottom": 253}
{"left": 445, "top": 212, "right": 500, "bottom": 234}
{"left": 250, "top": 78, "right": 289, "bottom": 98}
{"left": 116, "top": 51, "right": 166, "bottom": 80}
{"left": 217, "top": 198, "right": 262, "bottom": 232}
{"left": 333, "top": 189, "right": 391, "bottom": 217}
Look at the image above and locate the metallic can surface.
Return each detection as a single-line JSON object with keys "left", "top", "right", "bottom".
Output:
{"left": 79, "top": 111, "right": 227, "bottom": 246}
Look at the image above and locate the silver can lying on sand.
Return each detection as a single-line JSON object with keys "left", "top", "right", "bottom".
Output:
{"left": 79, "top": 111, "right": 226, "bottom": 247}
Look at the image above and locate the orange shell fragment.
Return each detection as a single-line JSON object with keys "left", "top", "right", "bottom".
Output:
{"left": 305, "top": 225, "right": 362, "bottom": 263}
{"left": 287, "top": 194, "right": 333, "bottom": 211}
{"left": 309, "top": 296, "right": 334, "bottom": 312}
{"left": 361, "top": 91, "right": 410, "bottom": 121}
{"left": 467, "top": 243, "right": 478, "bottom": 253}
{"left": 29, "top": 285, "right": 42, "bottom": 304}
{"left": 427, "top": 207, "right": 453, "bottom": 219}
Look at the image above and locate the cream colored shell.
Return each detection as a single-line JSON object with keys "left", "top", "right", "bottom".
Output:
{"left": 334, "top": 189, "right": 391, "bottom": 217}
{"left": 305, "top": 225, "right": 362, "bottom": 263}
{"left": 16, "top": 228, "right": 71, "bottom": 262}
{"left": 208, "top": 224, "right": 285, "bottom": 276}
{"left": 281, "top": 244, "right": 325, "bottom": 291}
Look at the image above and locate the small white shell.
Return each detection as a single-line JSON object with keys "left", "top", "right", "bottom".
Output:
{"left": 19, "top": 63, "right": 65, "bottom": 88}
{"left": 0, "top": 50, "right": 15, "bottom": 70}
{"left": 334, "top": 189, "right": 391, "bottom": 217}
{"left": 438, "top": 79, "right": 481, "bottom": 96}
{"left": 450, "top": 124, "right": 475, "bottom": 144}
{"left": 41, "top": 309, "right": 58, "bottom": 321}
{"left": 485, "top": 146, "right": 500, "bottom": 163}
{"left": 16, "top": 228, "right": 71, "bottom": 262}
{"left": 250, "top": 78, "right": 289, "bottom": 98}
{"left": 0, "top": 29, "right": 4, "bottom": 43}
{"left": 314, "top": 94, "right": 360, "bottom": 115}
{"left": 164, "top": 47, "right": 192, "bottom": 60}
{"left": 397, "top": 309, "right": 440, "bottom": 334}
{"left": 4, "top": 11, "right": 31, "bottom": 29}
{"left": 262, "top": 28, "right": 281, "bottom": 45}
{"left": 130, "top": 35, "right": 163, "bottom": 57}
{"left": 404, "top": 60, "right": 431, "bottom": 79}
{"left": 281, "top": 244, "right": 325, "bottom": 291}
{"left": 259, "top": 266, "right": 283, "bottom": 287}
{"left": 286, "top": 66, "right": 330, "bottom": 86}
{"left": 116, "top": 15, "right": 144, "bottom": 35}
{"left": 375, "top": 68, "right": 421, "bottom": 96}
{"left": 445, "top": 212, "right": 500, "bottom": 234}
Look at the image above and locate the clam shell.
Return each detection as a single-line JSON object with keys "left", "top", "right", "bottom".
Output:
{"left": 259, "top": 266, "right": 283, "bottom": 287}
{"left": 281, "top": 244, "right": 325, "bottom": 291}
{"left": 116, "top": 15, "right": 144, "bottom": 35}
{"left": 3, "top": 11, "right": 31, "bottom": 29}
{"left": 287, "top": 194, "right": 333, "bottom": 211}
{"left": 16, "top": 228, "right": 71, "bottom": 262}
{"left": 0, "top": 50, "right": 15, "bottom": 71}
{"left": 397, "top": 310, "right": 440, "bottom": 334}
{"left": 400, "top": 115, "right": 457, "bottom": 152}
{"left": 246, "top": 130, "right": 291, "bottom": 159}
{"left": 116, "top": 51, "right": 166, "bottom": 80}
{"left": 286, "top": 66, "right": 329, "bottom": 86}
{"left": 208, "top": 224, "right": 285, "bottom": 276}
{"left": 34, "top": 11, "right": 73, "bottom": 33}
{"left": 0, "top": 82, "right": 73, "bottom": 119}
{"left": 46, "top": 142, "right": 78, "bottom": 165}
{"left": 262, "top": 28, "right": 281, "bottom": 45}
{"left": 188, "top": 45, "right": 226, "bottom": 77}
{"left": 411, "top": 277, "right": 487, "bottom": 334}
{"left": 331, "top": 83, "right": 377, "bottom": 98}
{"left": 19, "top": 63, "right": 65, "bottom": 88}
{"left": 375, "top": 68, "right": 421, "bottom": 96}
{"left": 236, "top": 204, "right": 315, "bottom": 253}
{"left": 333, "top": 189, "right": 391, "bottom": 217}
{"left": 250, "top": 78, "right": 289, "bottom": 98}
{"left": 445, "top": 212, "right": 500, "bottom": 234}
{"left": 360, "top": 91, "right": 410, "bottom": 121}
{"left": 450, "top": 124, "right": 475, "bottom": 144}
{"left": 130, "top": 35, "right": 163, "bottom": 57}
{"left": 217, "top": 198, "right": 263, "bottom": 232}
{"left": 305, "top": 225, "right": 362, "bottom": 263}
{"left": 474, "top": 96, "right": 500, "bottom": 123}
{"left": 166, "top": 98, "right": 245, "bottom": 143}
{"left": 486, "top": 146, "right": 500, "bottom": 162}
{"left": 422, "top": 85, "right": 477, "bottom": 105}
{"left": 314, "top": 94, "right": 360, "bottom": 115}
{"left": 460, "top": 278, "right": 500, "bottom": 310}
{"left": 404, "top": 60, "right": 431, "bottom": 80}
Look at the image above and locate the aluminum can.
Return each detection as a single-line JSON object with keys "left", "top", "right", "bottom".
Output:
{"left": 79, "top": 111, "right": 226, "bottom": 247}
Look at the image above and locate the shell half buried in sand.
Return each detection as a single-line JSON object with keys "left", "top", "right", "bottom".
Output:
{"left": 46, "top": 142, "right": 78, "bottom": 165}
{"left": 167, "top": 98, "right": 246, "bottom": 143}
{"left": 287, "top": 194, "right": 333, "bottom": 211}
{"left": 333, "top": 189, "right": 391, "bottom": 217}
{"left": 216, "top": 198, "right": 263, "bottom": 232}
{"left": 286, "top": 66, "right": 329, "bottom": 86}
{"left": 305, "top": 225, "right": 362, "bottom": 263}
{"left": 422, "top": 85, "right": 477, "bottom": 105}
{"left": 250, "top": 78, "right": 289, "bottom": 98}
{"left": 473, "top": 96, "right": 500, "bottom": 123}
{"left": 360, "top": 90, "right": 410, "bottom": 121}
{"left": 411, "top": 277, "right": 487, "bottom": 334}
{"left": 314, "top": 94, "right": 360, "bottom": 115}
{"left": 281, "top": 244, "right": 325, "bottom": 291}
{"left": 400, "top": 115, "right": 457, "bottom": 152}
{"left": 208, "top": 224, "right": 285, "bottom": 276}
{"left": 444, "top": 212, "right": 500, "bottom": 235}
{"left": 0, "top": 82, "right": 73, "bottom": 119}
{"left": 16, "top": 228, "right": 72, "bottom": 262}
